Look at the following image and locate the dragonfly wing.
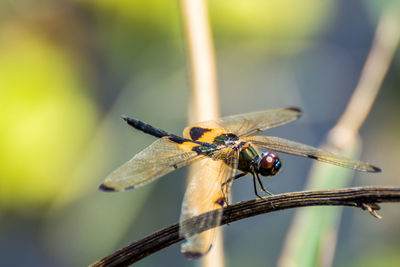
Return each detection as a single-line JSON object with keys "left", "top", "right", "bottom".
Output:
{"left": 99, "top": 137, "right": 203, "bottom": 191}
{"left": 244, "top": 135, "right": 381, "bottom": 172}
{"left": 183, "top": 107, "right": 302, "bottom": 140}
{"left": 179, "top": 147, "right": 239, "bottom": 258}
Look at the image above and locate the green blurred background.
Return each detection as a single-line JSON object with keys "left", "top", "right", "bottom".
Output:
{"left": 0, "top": 0, "right": 399, "bottom": 266}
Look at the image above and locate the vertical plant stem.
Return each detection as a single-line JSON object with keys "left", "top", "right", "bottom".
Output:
{"left": 278, "top": 11, "right": 400, "bottom": 267}
{"left": 334, "top": 11, "right": 400, "bottom": 137}
{"left": 180, "top": 0, "right": 220, "bottom": 123}
{"left": 180, "top": 0, "right": 223, "bottom": 266}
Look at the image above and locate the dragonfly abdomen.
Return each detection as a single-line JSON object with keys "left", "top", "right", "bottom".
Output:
{"left": 122, "top": 116, "right": 171, "bottom": 138}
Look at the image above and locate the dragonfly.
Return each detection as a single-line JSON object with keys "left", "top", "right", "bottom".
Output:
{"left": 99, "top": 107, "right": 380, "bottom": 258}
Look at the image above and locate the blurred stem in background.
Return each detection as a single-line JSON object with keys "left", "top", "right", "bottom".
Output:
{"left": 278, "top": 10, "right": 400, "bottom": 267}
{"left": 180, "top": 0, "right": 223, "bottom": 266}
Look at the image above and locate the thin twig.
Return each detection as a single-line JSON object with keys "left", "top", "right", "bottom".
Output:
{"left": 334, "top": 11, "right": 400, "bottom": 136}
{"left": 90, "top": 186, "right": 400, "bottom": 267}
{"left": 279, "top": 11, "right": 400, "bottom": 267}
{"left": 180, "top": 0, "right": 223, "bottom": 265}
{"left": 180, "top": 0, "right": 220, "bottom": 122}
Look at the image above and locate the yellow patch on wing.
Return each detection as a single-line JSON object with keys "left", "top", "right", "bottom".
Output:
{"left": 177, "top": 140, "right": 201, "bottom": 151}
{"left": 184, "top": 107, "right": 302, "bottom": 138}
{"left": 183, "top": 126, "right": 228, "bottom": 142}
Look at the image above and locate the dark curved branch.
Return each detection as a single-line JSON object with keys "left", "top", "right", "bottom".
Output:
{"left": 90, "top": 186, "right": 400, "bottom": 266}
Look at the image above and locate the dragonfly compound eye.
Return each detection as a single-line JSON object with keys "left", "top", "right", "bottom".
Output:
{"left": 258, "top": 152, "right": 281, "bottom": 176}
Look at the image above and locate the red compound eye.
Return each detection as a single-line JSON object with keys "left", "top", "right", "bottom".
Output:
{"left": 258, "top": 152, "right": 281, "bottom": 176}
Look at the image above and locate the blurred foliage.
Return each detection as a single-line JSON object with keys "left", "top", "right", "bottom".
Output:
{"left": 344, "top": 246, "right": 400, "bottom": 267}
{"left": 209, "top": 0, "right": 334, "bottom": 39}
{"left": 0, "top": 21, "right": 97, "bottom": 210}
{"left": 83, "top": 0, "right": 181, "bottom": 33}
{"left": 0, "top": 1, "right": 398, "bottom": 267}
{"left": 366, "top": 0, "right": 400, "bottom": 22}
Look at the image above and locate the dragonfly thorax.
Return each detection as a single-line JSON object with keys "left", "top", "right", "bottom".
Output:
{"left": 237, "top": 143, "right": 281, "bottom": 177}
{"left": 213, "top": 133, "right": 239, "bottom": 146}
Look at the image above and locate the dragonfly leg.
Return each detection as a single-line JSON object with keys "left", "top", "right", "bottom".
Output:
{"left": 219, "top": 181, "right": 230, "bottom": 207}
{"left": 255, "top": 173, "right": 274, "bottom": 196}
{"left": 220, "top": 172, "right": 247, "bottom": 207}
{"left": 252, "top": 173, "right": 264, "bottom": 200}
{"left": 222, "top": 189, "right": 229, "bottom": 207}
{"left": 252, "top": 173, "right": 275, "bottom": 208}
{"left": 221, "top": 172, "right": 246, "bottom": 189}
{"left": 233, "top": 172, "right": 247, "bottom": 180}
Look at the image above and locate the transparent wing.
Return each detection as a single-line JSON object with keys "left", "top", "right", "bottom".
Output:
{"left": 183, "top": 107, "right": 302, "bottom": 138}
{"left": 179, "top": 147, "right": 239, "bottom": 258}
{"left": 243, "top": 135, "right": 381, "bottom": 172}
{"left": 99, "top": 137, "right": 203, "bottom": 191}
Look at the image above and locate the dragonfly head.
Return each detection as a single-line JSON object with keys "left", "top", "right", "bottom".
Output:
{"left": 257, "top": 152, "right": 281, "bottom": 177}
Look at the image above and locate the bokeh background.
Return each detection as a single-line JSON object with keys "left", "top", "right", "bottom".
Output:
{"left": 0, "top": 0, "right": 399, "bottom": 266}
